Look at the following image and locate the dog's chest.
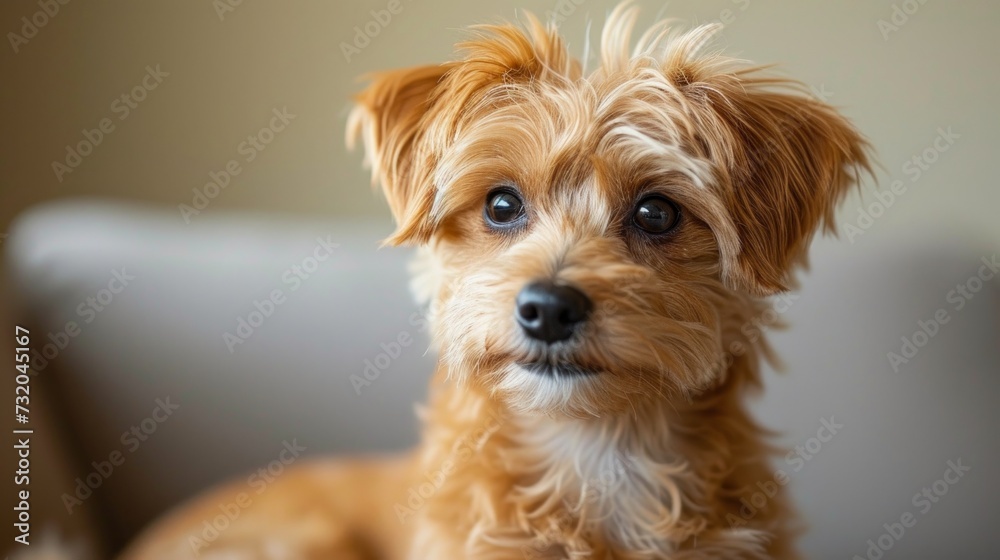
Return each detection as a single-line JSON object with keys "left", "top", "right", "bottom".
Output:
{"left": 513, "top": 420, "right": 691, "bottom": 558}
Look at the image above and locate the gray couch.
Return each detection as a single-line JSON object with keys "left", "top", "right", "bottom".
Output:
{"left": 6, "top": 200, "right": 999, "bottom": 559}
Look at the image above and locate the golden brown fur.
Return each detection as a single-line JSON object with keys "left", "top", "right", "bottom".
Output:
{"left": 123, "top": 3, "right": 870, "bottom": 559}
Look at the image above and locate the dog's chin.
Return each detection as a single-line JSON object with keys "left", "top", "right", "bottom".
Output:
{"left": 491, "top": 361, "right": 615, "bottom": 417}
{"left": 516, "top": 361, "right": 602, "bottom": 378}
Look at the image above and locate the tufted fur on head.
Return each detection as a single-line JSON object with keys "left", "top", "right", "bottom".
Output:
{"left": 348, "top": 5, "right": 870, "bottom": 293}
{"left": 348, "top": 2, "right": 871, "bottom": 558}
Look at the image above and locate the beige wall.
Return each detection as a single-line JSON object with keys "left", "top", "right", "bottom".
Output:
{"left": 0, "top": 2, "right": 997, "bottom": 553}
{"left": 1, "top": 0, "right": 998, "bottom": 241}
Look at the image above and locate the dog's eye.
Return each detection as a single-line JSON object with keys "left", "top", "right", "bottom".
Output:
{"left": 484, "top": 188, "right": 525, "bottom": 228}
{"left": 632, "top": 196, "right": 681, "bottom": 234}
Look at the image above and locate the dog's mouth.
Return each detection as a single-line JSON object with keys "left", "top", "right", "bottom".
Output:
{"left": 517, "top": 360, "right": 601, "bottom": 377}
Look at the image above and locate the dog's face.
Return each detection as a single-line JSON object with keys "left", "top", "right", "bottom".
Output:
{"left": 350, "top": 7, "right": 869, "bottom": 418}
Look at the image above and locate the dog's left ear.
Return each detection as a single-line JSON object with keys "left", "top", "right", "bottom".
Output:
{"left": 348, "top": 64, "right": 453, "bottom": 246}
{"left": 690, "top": 75, "right": 872, "bottom": 295}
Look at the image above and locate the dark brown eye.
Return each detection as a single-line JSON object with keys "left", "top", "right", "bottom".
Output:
{"left": 632, "top": 196, "right": 681, "bottom": 234}
{"left": 485, "top": 188, "right": 525, "bottom": 228}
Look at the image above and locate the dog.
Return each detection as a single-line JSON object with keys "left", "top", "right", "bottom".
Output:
{"left": 122, "top": 3, "right": 870, "bottom": 559}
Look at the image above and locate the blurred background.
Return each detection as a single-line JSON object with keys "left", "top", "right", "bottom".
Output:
{"left": 1, "top": 1, "right": 997, "bottom": 559}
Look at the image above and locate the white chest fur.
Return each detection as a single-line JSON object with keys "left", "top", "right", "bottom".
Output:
{"left": 513, "top": 416, "right": 691, "bottom": 557}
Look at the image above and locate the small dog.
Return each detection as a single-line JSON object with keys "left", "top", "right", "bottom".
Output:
{"left": 124, "top": 4, "right": 870, "bottom": 559}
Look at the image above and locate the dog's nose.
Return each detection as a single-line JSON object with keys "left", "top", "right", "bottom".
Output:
{"left": 515, "top": 280, "right": 592, "bottom": 344}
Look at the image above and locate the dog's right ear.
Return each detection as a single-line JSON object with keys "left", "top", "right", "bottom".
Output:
{"left": 348, "top": 64, "right": 452, "bottom": 246}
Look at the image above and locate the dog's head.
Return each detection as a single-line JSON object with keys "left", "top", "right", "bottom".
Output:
{"left": 349, "top": 5, "right": 870, "bottom": 418}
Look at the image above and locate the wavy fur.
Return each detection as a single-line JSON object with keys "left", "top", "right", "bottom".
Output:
{"left": 124, "top": 3, "right": 870, "bottom": 559}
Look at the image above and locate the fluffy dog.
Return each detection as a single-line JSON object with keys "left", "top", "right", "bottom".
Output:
{"left": 124, "top": 4, "right": 870, "bottom": 559}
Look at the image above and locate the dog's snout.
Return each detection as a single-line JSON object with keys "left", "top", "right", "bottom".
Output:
{"left": 515, "top": 280, "right": 591, "bottom": 344}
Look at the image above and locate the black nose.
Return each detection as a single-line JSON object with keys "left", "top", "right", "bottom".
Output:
{"left": 515, "top": 280, "right": 592, "bottom": 344}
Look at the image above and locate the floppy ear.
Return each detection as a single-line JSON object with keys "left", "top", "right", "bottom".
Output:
{"left": 347, "top": 64, "right": 451, "bottom": 246}
{"left": 692, "top": 76, "right": 873, "bottom": 295}
{"left": 348, "top": 16, "right": 577, "bottom": 246}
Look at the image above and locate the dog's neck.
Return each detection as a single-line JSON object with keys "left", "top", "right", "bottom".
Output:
{"left": 416, "top": 361, "right": 774, "bottom": 558}
{"left": 509, "top": 405, "right": 703, "bottom": 556}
